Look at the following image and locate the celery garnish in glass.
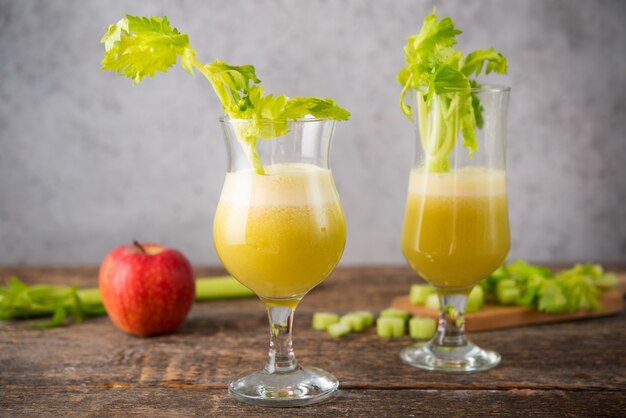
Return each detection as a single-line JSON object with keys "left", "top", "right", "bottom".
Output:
{"left": 397, "top": 10, "right": 507, "bottom": 172}
{"left": 100, "top": 15, "right": 350, "bottom": 174}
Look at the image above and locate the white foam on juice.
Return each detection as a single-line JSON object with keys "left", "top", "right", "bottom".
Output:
{"left": 219, "top": 163, "right": 340, "bottom": 207}
{"left": 408, "top": 167, "right": 507, "bottom": 197}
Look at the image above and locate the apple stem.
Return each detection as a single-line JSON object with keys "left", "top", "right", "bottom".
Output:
{"left": 133, "top": 240, "right": 146, "bottom": 254}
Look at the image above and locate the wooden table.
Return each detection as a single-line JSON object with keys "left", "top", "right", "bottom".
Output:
{"left": 1, "top": 266, "right": 625, "bottom": 417}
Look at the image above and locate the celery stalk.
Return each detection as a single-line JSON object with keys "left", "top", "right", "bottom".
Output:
{"left": 409, "top": 316, "right": 437, "bottom": 339}
{"left": 327, "top": 322, "right": 351, "bottom": 338}
{"left": 340, "top": 313, "right": 367, "bottom": 332}
{"left": 194, "top": 276, "right": 255, "bottom": 300}
{"left": 496, "top": 286, "right": 521, "bottom": 305}
{"left": 425, "top": 293, "right": 440, "bottom": 311}
{"left": 465, "top": 286, "right": 485, "bottom": 313}
{"left": 376, "top": 317, "right": 406, "bottom": 338}
{"left": 76, "top": 288, "right": 103, "bottom": 306}
{"left": 409, "top": 284, "right": 436, "bottom": 305}
{"left": 0, "top": 276, "right": 254, "bottom": 326}
{"left": 348, "top": 310, "right": 374, "bottom": 328}
{"left": 312, "top": 312, "right": 340, "bottom": 331}
{"left": 379, "top": 308, "right": 410, "bottom": 321}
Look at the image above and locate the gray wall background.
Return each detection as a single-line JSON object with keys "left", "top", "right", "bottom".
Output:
{"left": 1, "top": 0, "right": 625, "bottom": 266}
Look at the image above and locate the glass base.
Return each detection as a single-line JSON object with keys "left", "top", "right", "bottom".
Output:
{"left": 229, "top": 366, "right": 338, "bottom": 407}
{"left": 400, "top": 340, "right": 500, "bottom": 373}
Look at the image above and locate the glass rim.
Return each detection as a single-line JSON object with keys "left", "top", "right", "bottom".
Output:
{"left": 219, "top": 115, "right": 338, "bottom": 124}
{"left": 418, "top": 84, "right": 511, "bottom": 93}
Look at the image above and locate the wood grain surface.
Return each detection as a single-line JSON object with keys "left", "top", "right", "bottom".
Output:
{"left": 1, "top": 266, "right": 625, "bottom": 417}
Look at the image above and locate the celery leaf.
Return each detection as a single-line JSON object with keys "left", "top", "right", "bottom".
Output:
{"left": 460, "top": 48, "right": 507, "bottom": 77}
{"left": 480, "top": 261, "right": 615, "bottom": 314}
{"left": 101, "top": 15, "right": 195, "bottom": 84}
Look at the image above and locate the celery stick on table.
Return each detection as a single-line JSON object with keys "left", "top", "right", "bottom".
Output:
{"left": 0, "top": 276, "right": 254, "bottom": 328}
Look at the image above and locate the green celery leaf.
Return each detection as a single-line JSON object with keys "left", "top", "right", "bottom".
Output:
{"left": 459, "top": 91, "right": 478, "bottom": 156}
{"left": 101, "top": 15, "right": 196, "bottom": 85}
{"left": 100, "top": 17, "right": 129, "bottom": 51}
{"left": 36, "top": 305, "right": 68, "bottom": 329}
{"left": 482, "top": 261, "right": 610, "bottom": 314}
{"left": 283, "top": 97, "right": 351, "bottom": 121}
{"left": 519, "top": 273, "right": 547, "bottom": 307}
{"left": 398, "top": 11, "right": 462, "bottom": 119}
{"left": 0, "top": 276, "right": 104, "bottom": 327}
{"left": 202, "top": 60, "right": 262, "bottom": 115}
{"left": 469, "top": 80, "right": 485, "bottom": 129}
{"left": 405, "top": 13, "right": 461, "bottom": 69}
{"left": 432, "top": 64, "right": 470, "bottom": 93}
{"left": 554, "top": 266, "right": 602, "bottom": 312}
{"left": 460, "top": 48, "right": 507, "bottom": 77}
{"left": 538, "top": 280, "right": 568, "bottom": 313}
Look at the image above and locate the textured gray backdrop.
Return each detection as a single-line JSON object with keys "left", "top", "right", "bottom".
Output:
{"left": 1, "top": 0, "right": 625, "bottom": 265}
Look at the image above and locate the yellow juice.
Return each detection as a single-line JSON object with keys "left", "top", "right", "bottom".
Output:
{"left": 214, "top": 164, "right": 346, "bottom": 301}
{"left": 401, "top": 167, "right": 510, "bottom": 289}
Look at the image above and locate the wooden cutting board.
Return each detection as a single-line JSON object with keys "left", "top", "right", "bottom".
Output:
{"left": 392, "top": 273, "right": 626, "bottom": 332}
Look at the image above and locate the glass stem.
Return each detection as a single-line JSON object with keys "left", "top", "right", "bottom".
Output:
{"left": 264, "top": 304, "right": 298, "bottom": 374}
{"left": 434, "top": 292, "right": 468, "bottom": 348}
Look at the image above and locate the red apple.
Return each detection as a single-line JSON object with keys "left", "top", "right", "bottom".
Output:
{"left": 98, "top": 242, "right": 195, "bottom": 337}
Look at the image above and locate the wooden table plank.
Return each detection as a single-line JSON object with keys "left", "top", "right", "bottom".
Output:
{"left": 1, "top": 266, "right": 625, "bottom": 416}
{"left": 2, "top": 310, "right": 625, "bottom": 390}
{"left": 2, "top": 388, "right": 625, "bottom": 417}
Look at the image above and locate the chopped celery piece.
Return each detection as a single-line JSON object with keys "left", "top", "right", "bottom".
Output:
{"left": 348, "top": 310, "right": 374, "bottom": 328}
{"left": 312, "top": 312, "right": 340, "bottom": 331}
{"left": 497, "top": 286, "right": 521, "bottom": 305}
{"left": 409, "top": 316, "right": 437, "bottom": 339}
{"left": 466, "top": 286, "right": 485, "bottom": 313}
{"left": 425, "top": 293, "right": 440, "bottom": 311}
{"left": 379, "top": 308, "right": 410, "bottom": 321}
{"left": 594, "top": 272, "right": 618, "bottom": 289}
{"left": 409, "top": 284, "right": 436, "bottom": 305}
{"left": 497, "top": 278, "right": 518, "bottom": 290}
{"left": 327, "top": 322, "right": 351, "bottom": 338}
{"left": 376, "top": 317, "right": 405, "bottom": 338}
{"left": 340, "top": 313, "right": 367, "bottom": 332}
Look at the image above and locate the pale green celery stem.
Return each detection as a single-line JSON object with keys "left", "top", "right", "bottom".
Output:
{"left": 191, "top": 59, "right": 265, "bottom": 175}
{"left": 75, "top": 276, "right": 254, "bottom": 306}
{"left": 195, "top": 276, "right": 255, "bottom": 300}
{"left": 418, "top": 94, "right": 460, "bottom": 173}
{"left": 240, "top": 136, "right": 265, "bottom": 175}
{"left": 76, "top": 288, "right": 101, "bottom": 306}
{"left": 416, "top": 91, "right": 430, "bottom": 152}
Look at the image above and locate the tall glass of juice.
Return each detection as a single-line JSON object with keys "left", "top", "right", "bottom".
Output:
{"left": 214, "top": 117, "right": 345, "bottom": 406}
{"left": 400, "top": 85, "right": 511, "bottom": 373}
